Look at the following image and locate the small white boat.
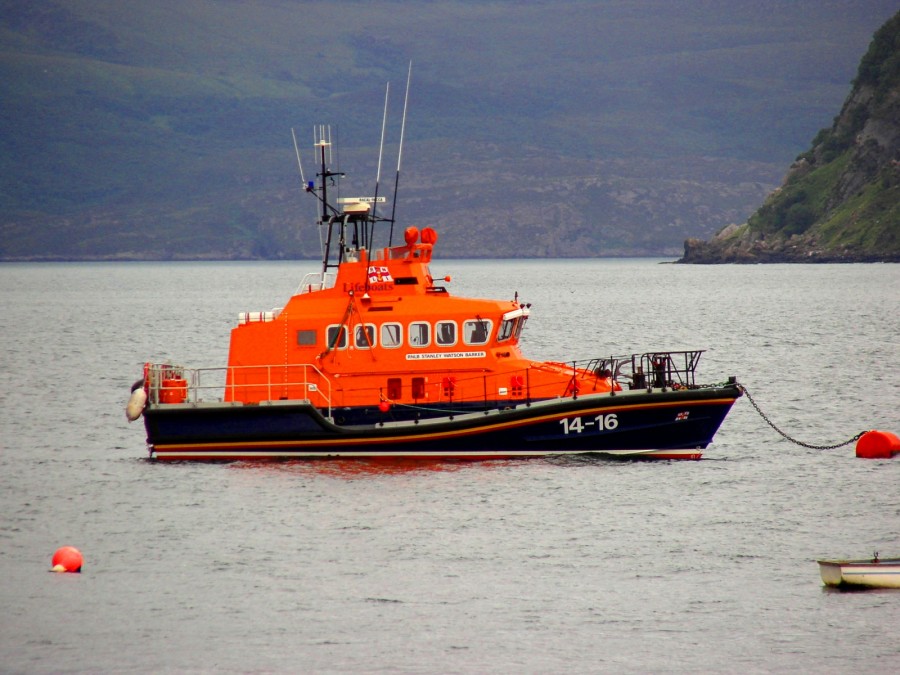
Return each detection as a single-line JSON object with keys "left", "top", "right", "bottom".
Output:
{"left": 817, "top": 554, "right": 900, "bottom": 588}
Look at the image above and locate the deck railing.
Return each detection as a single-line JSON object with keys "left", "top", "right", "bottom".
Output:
{"left": 294, "top": 271, "right": 336, "bottom": 295}
{"left": 582, "top": 350, "right": 705, "bottom": 391}
{"left": 145, "top": 350, "right": 705, "bottom": 416}
{"left": 145, "top": 363, "right": 333, "bottom": 419}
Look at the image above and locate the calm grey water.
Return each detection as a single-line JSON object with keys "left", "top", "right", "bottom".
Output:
{"left": 1, "top": 259, "right": 899, "bottom": 673}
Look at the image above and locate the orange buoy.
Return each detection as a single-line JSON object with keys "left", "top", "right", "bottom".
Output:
{"left": 856, "top": 430, "right": 900, "bottom": 459}
{"left": 51, "top": 546, "right": 83, "bottom": 573}
{"left": 378, "top": 400, "right": 391, "bottom": 413}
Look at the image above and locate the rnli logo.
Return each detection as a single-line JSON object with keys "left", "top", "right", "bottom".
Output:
{"left": 368, "top": 266, "right": 393, "bottom": 284}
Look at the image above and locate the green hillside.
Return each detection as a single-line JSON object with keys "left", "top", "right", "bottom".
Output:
{"left": 1, "top": 0, "right": 897, "bottom": 260}
{"left": 680, "top": 10, "right": 900, "bottom": 263}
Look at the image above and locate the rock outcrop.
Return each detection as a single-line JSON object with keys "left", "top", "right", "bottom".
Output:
{"left": 679, "top": 11, "right": 900, "bottom": 264}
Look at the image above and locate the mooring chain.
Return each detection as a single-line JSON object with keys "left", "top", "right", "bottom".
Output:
{"left": 737, "top": 384, "right": 865, "bottom": 450}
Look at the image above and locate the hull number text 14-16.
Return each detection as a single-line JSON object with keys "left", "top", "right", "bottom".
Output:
{"left": 560, "top": 414, "right": 619, "bottom": 434}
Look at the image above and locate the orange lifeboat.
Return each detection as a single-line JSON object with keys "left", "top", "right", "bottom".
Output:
{"left": 131, "top": 99, "right": 742, "bottom": 462}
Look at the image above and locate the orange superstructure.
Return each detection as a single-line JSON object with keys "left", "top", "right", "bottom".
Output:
{"left": 225, "top": 224, "right": 616, "bottom": 413}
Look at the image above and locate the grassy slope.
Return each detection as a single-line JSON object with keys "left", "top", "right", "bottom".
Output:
{"left": 729, "top": 10, "right": 900, "bottom": 259}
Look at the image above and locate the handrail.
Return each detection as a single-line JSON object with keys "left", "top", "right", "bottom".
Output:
{"left": 295, "top": 271, "right": 336, "bottom": 295}
{"left": 144, "top": 350, "right": 706, "bottom": 417}
{"left": 622, "top": 350, "right": 705, "bottom": 391}
{"left": 145, "top": 362, "right": 333, "bottom": 419}
{"left": 559, "top": 350, "right": 705, "bottom": 392}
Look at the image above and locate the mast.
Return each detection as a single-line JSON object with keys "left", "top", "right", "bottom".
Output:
{"left": 389, "top": 61, "right": 412, "bottom": 246}
{"left": 292, "top": 127, "right": 326, "bottom": 260}
{"left": 305, "top": 65, "right": 411, "bottom": 269}
{"left": 314, "top": 125, "right": 344, "bottom": 276}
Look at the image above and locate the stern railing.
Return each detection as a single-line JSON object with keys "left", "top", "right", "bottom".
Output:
{"left": 145, "top": 363, "right": 333, "bottom": 419}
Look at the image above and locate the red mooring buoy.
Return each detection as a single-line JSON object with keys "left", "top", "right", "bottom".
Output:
{"left": 51, "top": 546, "right": 83, "bottom": 573}
{"left": 855, "top": 430, "right": 900, "bottom": 459}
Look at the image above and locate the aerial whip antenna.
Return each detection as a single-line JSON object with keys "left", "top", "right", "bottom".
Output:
{"left": 374, "top": 83, "right": 390, "bottom": 209}
{"left": 369, "top": 82, "right": 390, "bottom": 249}
{"left": 292, "top": 127, "right": 324, "bottom": 259}
{"left": 362, "top": 83, "right": 391, "bottom": 293}
{"left": 389, "top": 61, "right": 412, "bottom": 246}
{"left": 290, "top": 127, "right": 307, "bottom": 185}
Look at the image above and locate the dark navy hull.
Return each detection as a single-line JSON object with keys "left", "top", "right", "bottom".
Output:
{"left": 143, "top": 384, "right": 742, "bottom": 461}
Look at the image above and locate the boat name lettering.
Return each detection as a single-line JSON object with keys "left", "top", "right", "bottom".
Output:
{"left": 343, "top": 281, "right": 394, "bottom": 293}
{"left": 560, "top": 414, "right": 619, "bottom": 434}
{"left": 405, "top": 351, "right": 486, "bottom": 361}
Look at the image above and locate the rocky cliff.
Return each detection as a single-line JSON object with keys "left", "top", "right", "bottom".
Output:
{"left": 679, "top": 11, "right": 900, "bottom": 263}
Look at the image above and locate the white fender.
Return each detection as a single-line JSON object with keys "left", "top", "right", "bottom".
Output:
{"left": 125, "top": 388, "right": 147, "bottom": 422}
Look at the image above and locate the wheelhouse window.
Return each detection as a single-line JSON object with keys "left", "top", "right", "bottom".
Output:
{"left": 296, "top": 329, "right": 316, "bottom": 347}
{"left": 355, "top": 324, "right": 376, "bottom": 349}
{"left": 498, "top": 314, "right": 527, "bottom": 342}
{"left": 409, "top": 321, "right": 430, "bottom": 347}
{"left": 463, "top": 319, "right": 492, "bottom": 346}
{"left": 435, "top": 321, "right": 457, "bottom": 346}
{"left": 381, "top": 323, "right": 402, "bottom": 348}
{"left": 326, "top": 325, "right": 348, "bottom": 349}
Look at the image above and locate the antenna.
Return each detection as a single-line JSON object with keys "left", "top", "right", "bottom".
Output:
{"left": 314, "top": 124, "right": 334, "bottom": 166}
{"left": 293, "top": 127, "right": 326, "bottom": 259}
{"left": 368, "top": 82, "right": 390, "bottom": 251}
{"left": 290, "top": 127, "right": 306, "bottom": 184}
{"left": 389, "top": 61, "right": 412, "bottom": 246}
{"left": 374, "top": 82, "right": 390, "bottom": 213}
